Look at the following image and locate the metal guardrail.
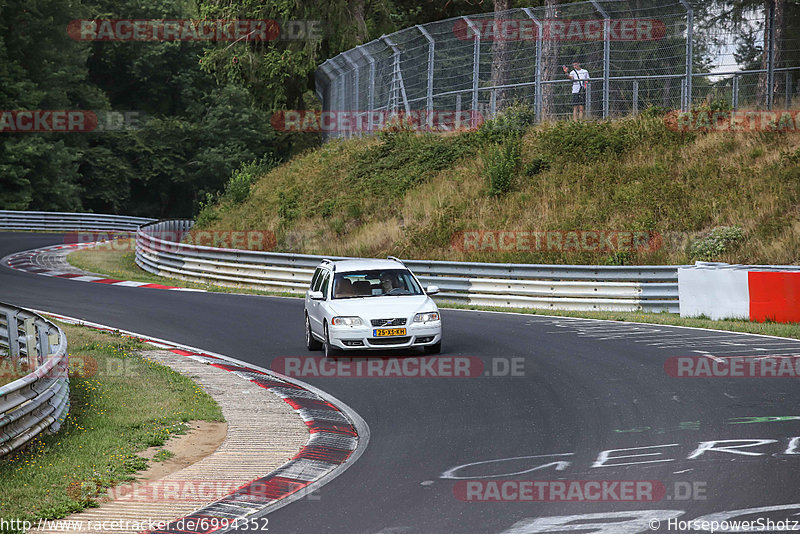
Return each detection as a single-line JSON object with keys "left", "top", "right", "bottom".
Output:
{"left": 0, "top": 303, "right": 69, "bottom": 457}
{"left": 0, "top": 210, "right": 155, "bottom": 232}
{"left": 136, "top": 220, "right": 681, "bottom": 313}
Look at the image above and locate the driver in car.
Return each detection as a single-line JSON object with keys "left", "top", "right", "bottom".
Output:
{"left": 379, "top": 272, "right": 399, "bottom": 294}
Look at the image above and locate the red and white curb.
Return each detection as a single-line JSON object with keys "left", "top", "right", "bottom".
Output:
{"left": 37, "top": 310, "right": 369, "bottom": 534}
{"left": 2, "top": 244, "right": 202, "bottom": 292}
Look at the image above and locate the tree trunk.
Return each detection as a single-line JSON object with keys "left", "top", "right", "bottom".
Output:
{"left": 349, "top": 0, "right": 367, "bottom": 44}
{"left": 541, "top": 0, "right": 561, "bottom": 119}
{"left": 757, "top": 0, "right": 785, "bottom": 108}
{"left": 491, "top": 0, "right": 511, "bottom": 113}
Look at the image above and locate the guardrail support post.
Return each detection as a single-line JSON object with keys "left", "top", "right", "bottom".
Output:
{"left": 6, "top": 310, "right": 20, "bottom": 362}
{"left": 22, "top": 317, "right": 38, "bottom": 369}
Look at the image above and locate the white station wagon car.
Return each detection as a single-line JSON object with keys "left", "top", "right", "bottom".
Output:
{"left": 304, "top": 257, "right": 442, "bottom": 357}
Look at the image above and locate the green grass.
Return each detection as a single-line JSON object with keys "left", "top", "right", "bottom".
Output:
{"left": 195, "top": 112, "right": 800, "bottom": 265}
{"left": 0, "top": 322, "right": 224, "bottom": 533}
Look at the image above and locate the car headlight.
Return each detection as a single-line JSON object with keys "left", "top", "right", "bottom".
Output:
{"left": 413, "top": 312, "right": 440, "bottom": 323}
{"left": 332, "top": 316, "right": 363, "bottom": 326}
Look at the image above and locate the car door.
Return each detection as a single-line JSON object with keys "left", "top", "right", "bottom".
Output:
{"left": 308, "top": 269, "right": 329, "bottom": 334}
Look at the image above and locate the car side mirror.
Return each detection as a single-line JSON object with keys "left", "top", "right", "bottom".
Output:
{"left": 309, "top": 290, "right": 325, "bottom": 300}
{"left": 426, "top": 285, "right": 440, "bottom": 295}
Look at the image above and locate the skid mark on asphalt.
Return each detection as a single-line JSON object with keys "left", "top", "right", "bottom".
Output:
{"left": 534, "top": 318, "right": 800, "bottom": 356}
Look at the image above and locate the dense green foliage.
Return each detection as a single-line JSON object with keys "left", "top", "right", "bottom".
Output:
{"left": 0, "top": 0, "right": 276, "bottom": 217}
{"left": 1, "top": 0, "right": 796, "bottom": 218}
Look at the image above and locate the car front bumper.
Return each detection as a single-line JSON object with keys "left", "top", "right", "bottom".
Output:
{"left": 328, "top": 321, "right": 442, "bottom": 350}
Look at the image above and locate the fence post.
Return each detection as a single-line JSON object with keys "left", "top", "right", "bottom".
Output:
{"left": 766, "top": 0, "right": 775, "bottom": 110}
{"left": 462, "top": 17, "right": 481, "bottom": 128}
{"left": 787, "top": 71, "right": 792, "bottom": 109}
{"left": 679, "top": 0, "right": 693, "bottom": 111}
{"left": 681, "top": 78, "right": 687, "bottom": 110}
{"left": 329, "top": 61, "right": 348, "bottom": 138}
{"left": 356, "top": 45, "right": 376, "bottom": 132}
{"left": 590, "top": 1, "right": 610, "bottom": 118}
{"left": 586, "top": 82, "right": 592, "bottom": 117}
{"left": 342, "top": 54, "right": 360, "bottom": 135}
{"left": 522, "top": 8, "right": 543, "bottom": 123}
{"left": 633, "top": 80, "right": 639, "bottom": 115}
{"left": 732, "top": 74, "right": 739, "bottom": 110}
{"left": 416, "top": 25, "right": 436, "bottom": 130}
{"left": 317, "top": 62, "right": 336, "bottom": 140}
{"left": 382, "top": 36, "right": 411, "bottom": 114}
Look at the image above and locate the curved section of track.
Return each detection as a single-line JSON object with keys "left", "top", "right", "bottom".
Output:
{"left": 3, "top": 232, "right": 800, "bottom": 534}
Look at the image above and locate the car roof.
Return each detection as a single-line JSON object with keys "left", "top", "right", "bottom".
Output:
{"left": 322, "top": 259, "right": 406, "bottom": 273}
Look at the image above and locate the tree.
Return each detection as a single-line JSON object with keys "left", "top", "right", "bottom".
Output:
{"left": 540, "top": 0, "right": 561, "bottom": 119}
{"left": 491, "top": 0, "right": 512, "bottom": 111}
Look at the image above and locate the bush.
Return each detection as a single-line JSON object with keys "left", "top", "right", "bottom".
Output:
{"left": 484, "top": 137, "right": 521, "bottom": 197}
{"left": 476, "top": 102, "right": 537, "bottom": 142}
{"left": 525, "top": 156, "right": 550, "bottom": 176}
{"left": 348, "top": 131, "right": 475, "bottom": 199}
{"left": 534, "top": 120, "right": 634, "bottom": 164}
{"left": 222, "top": 157, "right": 278, "bottom": 205}
{"left": 688, "top": 226, "right": 744, "bottom": 261}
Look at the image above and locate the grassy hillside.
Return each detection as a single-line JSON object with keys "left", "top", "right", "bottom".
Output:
{"left": 196, "top": 110, "right": 800, "bottom": 265}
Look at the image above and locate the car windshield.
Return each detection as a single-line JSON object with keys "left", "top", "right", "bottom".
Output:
{"left": 332, "top": 269, "right": 423, "bottom": 299}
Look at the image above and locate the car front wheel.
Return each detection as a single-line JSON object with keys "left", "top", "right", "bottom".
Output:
{"left": 306, "top": 315, "right": 322, "bottom": 351}
{"left": 323, "top": 323, "right": 338, "bottom": 358}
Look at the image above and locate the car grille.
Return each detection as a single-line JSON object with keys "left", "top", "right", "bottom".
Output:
{"left": 370, "top": 318, "right": 407, "bottom": 327}
{"left": 369, "top": 336, "right": 411, "bottom": 346}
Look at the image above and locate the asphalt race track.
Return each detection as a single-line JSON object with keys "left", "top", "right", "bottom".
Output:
{"left": 3, "top": 232, "right": 800, "bottom": 534}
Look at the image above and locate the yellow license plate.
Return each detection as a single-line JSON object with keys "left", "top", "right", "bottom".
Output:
{"left": 373, "top": 328, "right": 407, "bottom": 337}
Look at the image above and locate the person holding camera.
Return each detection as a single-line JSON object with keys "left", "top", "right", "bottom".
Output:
{"left": 562, "top": 60, "right": 589, "bottom": 120}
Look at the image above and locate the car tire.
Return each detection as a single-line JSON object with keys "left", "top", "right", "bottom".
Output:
{"left": 425, "top": 341, "right": 442, "bottom": 354}
{"left": 323, "top": 323, "right": 338, "bottom": 358}
{"left": 306, "top": 315, "right": 322, "bottom": 351}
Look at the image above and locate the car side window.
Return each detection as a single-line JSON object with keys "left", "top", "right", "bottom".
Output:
{"left": 319, "top": 271, "right": 330, "bottom": 299}
{"left": 312, "top": 269, "right": 325, "bottom": 292}
{"left": 310, "top": 267, "right": 322, "bottom": 290}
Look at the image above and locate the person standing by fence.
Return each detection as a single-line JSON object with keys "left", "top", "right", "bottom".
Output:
{"left": 563, "top": 60, "right": 589, "bottom": 120}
